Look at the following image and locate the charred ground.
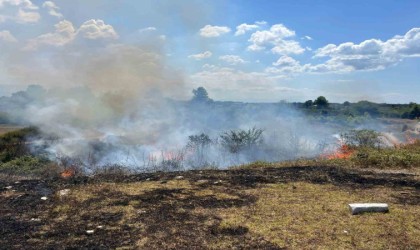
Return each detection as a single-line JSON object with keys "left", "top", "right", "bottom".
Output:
{"left": 1, "top": 164, "right": 419, "bottom": 249}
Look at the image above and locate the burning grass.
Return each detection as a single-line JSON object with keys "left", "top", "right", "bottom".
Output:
{"left": 323, "top": 144, "right": 355, "bottom": 160}
{"left": 0, "top": 126, "right": 419, "bottom": 248}
{"left": 315, "top": 137, "right": 420, "bottom": 169}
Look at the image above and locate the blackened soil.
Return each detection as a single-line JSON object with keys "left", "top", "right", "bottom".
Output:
{"left": 0, "top": 166, "right": 418, "bottom": 249}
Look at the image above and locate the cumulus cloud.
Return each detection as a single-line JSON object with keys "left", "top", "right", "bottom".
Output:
{"left": 0, "top": 30, "right": 17, "bottom": 42}
{"left": 247, "top": 24, "right": 305, "bottom": 55}
{"left": 219, "top": 55, "right": 247, "bottom": 65}
{"left": 78, "top": 19, "right": 118, "bottom": 40}
{"left": 199, "top": 25, "right": 231, "bottom": 37}
{"left": 313, "top": 27, "right": 420, "bottom": 72}
{"left": 42, "top": 1, "right": 63, "bottom": 18}
{"left": 266, "top": 55, "right": 306, "bottom": 75}
{"left": 0, "top": 0, "right": 38, "bottom": 10}
{"left": 271, "top": 39, "right": 305, "bottom": 55}
{"left": 302, "top": 35, "right": 312, "bottom": 40}
{"left": 24, "top": 19, "right": 118, "bottom": 50}
{"left": 272, "top": 55, "right": 299, "bottom": 67}
{"left": 0, "top": 0, "right": 40, "bottom": 23}
{"left": 188, "top": 51, "right": 212, "bottom": 60}
{"left": 235, "top": 23, "right": 258, "bottom": 36}
{"left": 16, "top": 8, "right": 40, "bottom": 23}
{"left": 24, "top": 20, "right": 74, "bottom": 50}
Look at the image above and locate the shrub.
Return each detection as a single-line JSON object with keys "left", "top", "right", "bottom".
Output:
{"left": 186, "top": 133, "right": 213, "bottom": 168}
{"left": 0, "top": 155, "right": 51, "bottom": 176}
{"left": 187, "top": 133, "right": 212, "bottom": 150}
{"left": 352, "top": 146, "right": 420, "bottom": 168}
{"left": 0, "top": 127, "right": 41, "bottom": 162}
{"left": 220, "top": 127, "right": 263, "bottom": 153}
{"left": 340, "top": 129, "right": 381, "bottom": 148}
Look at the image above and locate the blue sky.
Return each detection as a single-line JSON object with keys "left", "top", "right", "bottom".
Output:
{"left": 0, "top": 0, "right": 419, "bottom": 103}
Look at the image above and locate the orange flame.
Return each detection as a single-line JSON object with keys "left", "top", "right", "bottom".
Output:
{"left": 148, "top": 151, "right": 185, "bottom": 162}
{"left": 323, "top": 144, "right": 355, "bottom": 160}
{"left": 405, "top": 134, "right": 417, "bottom": 145}
{"left": 162, "top": 151, "right": 185, "bottom": 161}
{"left": 61, "top": 168, "right": 75, "bottom": 179}
{"left": 394, "top": 134, "right": 419, "bottom": 149}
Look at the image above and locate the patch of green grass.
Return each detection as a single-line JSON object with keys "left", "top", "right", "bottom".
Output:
{"left": 0, "top": 126, "right": 40, "bottom": 162}
{"left": 0, "top": 155, "right": 52, "bottom": 175}
{"left": 350, "top": 141, "right": 420, "bottom": 168}
{"left": 239, "top": 140, "right": 420, "bottom": 171}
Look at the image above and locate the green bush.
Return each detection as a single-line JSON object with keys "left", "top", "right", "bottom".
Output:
{"left": 340, "top": 129, "right": 381, "bottom": 148}
{"left": 0, "top": 127, "right": 41, "bottom": 162}
{"left": 0, "top": 155, "right": 51, "bottom": 175}
{"left": 351, "top": 141, "right": 420, "bottom": 168}
{"left": 220, "top": 127, "right": 263, "bottom": 153}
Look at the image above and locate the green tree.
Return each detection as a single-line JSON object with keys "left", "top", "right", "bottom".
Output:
{"left": 192, "top": 87, "right": 212, "bottom": 103}
{"left": 314, "top": 96, "right": 329, "bottom": 108}
{"left": 304, "top": 100, "right": 313, "bottom": 108}
{"left": 409, "top": 105, "right": 420, "bottom": 119}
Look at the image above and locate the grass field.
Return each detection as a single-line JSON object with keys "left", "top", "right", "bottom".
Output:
{"left": 1, "top": 165, "right": 419, "bottom": 249}
{"left": 0, "top": 127, "right": 419, "bottom": 249}
{"left": 0, "top": 124, "right": 22, "bottom": 136}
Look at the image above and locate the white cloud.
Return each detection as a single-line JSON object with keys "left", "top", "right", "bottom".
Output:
{"left": 78, "top": 19, "right": 118, "bottom": 40}
{"left": 188, "top": 51, "right": 212, "bottom": 60}
{"left": 255, "top": 20, "right": 267, "bottom": 25}
{"left": 313, "top": 27, "right": 420, "bottom": 72}
{"left": 247, "top": 44, "right": 265, "bottom": 51}
{"left": 139, "top": 27, "right": 157, "bottom": 33}
{"left": 199, "top": 25, "right": 231, "bottom": 37}
{"left": 235, "top": 23, "right": 258, "bottom": 36}
{"left": 271, "top": 39, "right": 305, "bottom": 55}
{"left": 247, "top": 24, "right": 305, "bottom": 55}
{"left": 219, "top": 55, "right": 247, "bottom": 65}
{"left": 0, "top": 0, "right": 40, "bottom": 23}
{"left": 302, "top": 35, "right": 312, "bottom": 40}
{"left": 0, "top": 30, "right": 17, "bottom": 42}
{"left": 0, "top": 0, "right": 38, "bottom": 10}
{"left": 266, "top": 55, "right": 306, "bottom": 75}
{"left": 42, "top": 1, "right": 63, "bottom": 18}
{"left": 24, "top": 20, "right": 75, "bottom": 50}
{"left": 24, "top": 19, "right": 118, "bottom": 50}
{"left": 272, "top": 55, "right": 299, "bottom": 67}
{"left": 16, "top": 8, "right": 40, "bottom": 23}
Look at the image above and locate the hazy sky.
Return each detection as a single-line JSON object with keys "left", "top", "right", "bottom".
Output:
{"left": 1, "top": 0, "right": 419, "bottom": 103}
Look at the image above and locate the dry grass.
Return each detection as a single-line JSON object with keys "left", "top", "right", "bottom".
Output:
{"left": 0, "top": 125, "right": 22, "bottom": 136}
{"left": 2, "top": 167, "right": 418, "bottom": 249}
{"left": 215, "top": 182, "right": 419, "bottom": 249}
